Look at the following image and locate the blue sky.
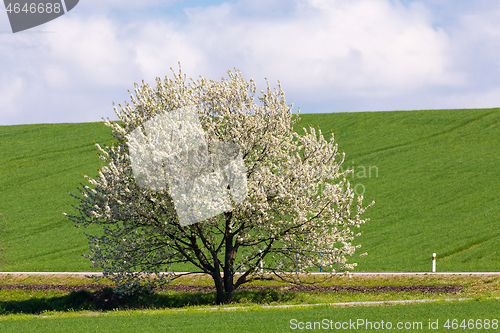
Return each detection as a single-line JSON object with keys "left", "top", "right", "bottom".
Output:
{"left": 1, "top": 0, "right": 500, "bottom": 125}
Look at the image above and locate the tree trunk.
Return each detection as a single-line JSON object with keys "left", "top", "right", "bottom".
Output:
{"left": 223, "top": 270, "right": 235, "bottom": 304}
{"left": 213, "top": 273, "right": 228, "bottom": 304}
{"left": 212, "top": 272, "right": 235, "bottom": 304}
{"left": 213, "top": 211, "right": 237, "bottom": 304}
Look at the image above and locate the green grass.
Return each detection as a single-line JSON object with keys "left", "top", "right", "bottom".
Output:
{"left": 0, "top": 299, "right": 499, "bottom": 332}
{"left": 297, "top": 108, "right": 500, "bottom": 272}
{"left": 1, "top": 108, "right": 500, "bottom": 272}
{"left": 0, "top": 274, "right": 499, "bottom": 332}
{"left": 0, "top": 274, "right": 498, "bottom": 315}
{"left": 0, "top": 122, "right": 113, "bottom": 271}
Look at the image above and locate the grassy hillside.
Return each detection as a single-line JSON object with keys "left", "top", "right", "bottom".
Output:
{"left": 0, "top": 122, "right": 114, "bottom": 271}
{"left": 1, "top": 108, "right": 499, "bottom": 272}
{"left": 297, "top": 108, "right": 500, "bottom": 272}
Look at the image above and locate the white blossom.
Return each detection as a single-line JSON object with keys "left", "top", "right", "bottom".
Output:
{"left": 65, "top": 64, "right": 374, "bottom": 304}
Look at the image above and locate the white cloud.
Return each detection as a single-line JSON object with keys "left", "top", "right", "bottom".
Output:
{"left": 0, "top": 77, "right": 25, "bottom": 120}
{"left": 130, "top": 0, "right": 462, "bottom": 94}
{"left": 124, "top": 0, "right": 464, "bottom": 101}
{"left": 431, "top": 89, "right": 500, "bottom": 110}
{"left": 1, "top": 0, "right": 500, "bottom": 125}
{"left": 45, "top": 15, "right": 139, "bottom": 86}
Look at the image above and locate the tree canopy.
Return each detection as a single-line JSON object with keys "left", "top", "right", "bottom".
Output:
{"left": 65, "top": 66, "right": 374, "bottom": 304}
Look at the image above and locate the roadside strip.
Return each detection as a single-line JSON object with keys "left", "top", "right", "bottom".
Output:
{"left": 1, "top": 271, "right": 500, "bottom": 276}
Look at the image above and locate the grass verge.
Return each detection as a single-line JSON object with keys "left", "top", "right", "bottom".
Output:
{"left": 0, "top": 299, "right": 499, "bottom": 332}
{"left": 0, "top": 274, "right": 498, "bottom": 318}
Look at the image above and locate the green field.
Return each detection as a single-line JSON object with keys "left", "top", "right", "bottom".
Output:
{"left": 1, "top": 299, "right": 499, "bottom": 332}
{"left": 1, "top": 108, "right": 500, "bottom": 272}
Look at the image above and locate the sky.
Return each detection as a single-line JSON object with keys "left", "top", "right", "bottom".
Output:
{"left": 1, "top": 0, "right": 500, "bottom": 125}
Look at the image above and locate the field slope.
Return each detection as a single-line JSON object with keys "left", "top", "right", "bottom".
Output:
{"left": 1, "top": 108, "right": 499, "bottom": 272}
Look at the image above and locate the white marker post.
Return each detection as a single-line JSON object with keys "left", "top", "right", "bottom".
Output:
{"left": 432, "top": 253, "right": 436, "bottom": 273}
{"left": 259, "top": 250, "right": 263, "bottom": 274}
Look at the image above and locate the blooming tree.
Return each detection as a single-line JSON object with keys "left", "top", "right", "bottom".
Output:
{"left": 65, "top": 66, "right": 374, "bottom": 304}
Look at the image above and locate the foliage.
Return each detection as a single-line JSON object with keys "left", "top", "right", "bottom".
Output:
{"left": 65, "top": 65, "right": 373, "bottom": 304}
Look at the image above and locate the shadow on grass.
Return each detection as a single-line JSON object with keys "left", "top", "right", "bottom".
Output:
{"left": 0, "top": 287, "right": 296, "bottom": 315}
